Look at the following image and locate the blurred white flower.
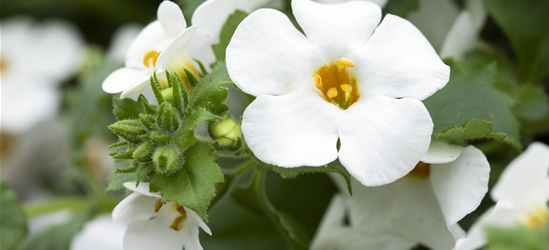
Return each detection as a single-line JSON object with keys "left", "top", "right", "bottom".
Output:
{"left": 112, "top": 182, "right": 211, "bottom": 250}
{"left": 227, "top": 0, "right": 449, "bottom": 186}
{"left": 1, "top": 16, "right": 84, "bottom": 133}
{"left": 70, "top": 215, "right": 125, "bottom": 250}
{"left": 454, "top": 142, "right": 549, "bottom": 250}
{"left": 106, "top": 23, "right": 143, "bottom": 63}
{"left": 311, "top": 141, "right": 490, "bottom": 250}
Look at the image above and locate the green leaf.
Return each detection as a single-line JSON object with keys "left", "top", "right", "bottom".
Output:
{"left": 190, "top": 62, "right": 231, "bottom": 115}
{"left": 106, "top": 160, "right": 136, "bottom": 193}
{"left": 108, "top": 140, "right": 128, "bottom": 150}
{"left": 156, "top": 102, "right": 180, "bottom": 132}
{"left": 108, "top": 119, "right": 147, "bottom": 144}
{"left": 17, "top": 207, "right": 97, "bottom": 250}
{"left": 433, "top": 119, "right": 506, "bottom": 142}
{"left": 138, "top": 94, "right": 157, "bottom": 115}
{"left": 185, "top": 68, "right": 198, "bottom": 87}
{"left": 149, "top": 142, "right": 224, "bottom": 220}
{"left": 514, "top": 85, "right": 549, "bottom": 121}
{"left": 211, "top": 10, "right": 248, "bottom": 62}
{"left": 383, "top": 0, "right": 419, "bottom": 17}
{"left": 113, "top": 96, "right": 145, "bottom": 121}
{"left": 484, "top": 0, "right": 549, "bottom": 83}
{"left": 424, "top": 60, "right": 521, "bottom": 149}
{"left": 136, "top": 162, "right": 155, "bottom": 186}
{"left": 485, "top": 222, "right": 549, "bottom": 250}
{"left": 232, "top": 167, "right": 308, "bottom": 250}
{"left": 0, "top": 180, "right": 27, "bottom": 250}
{"left": 172, "top": 108, "right": 219, "bottom": 145}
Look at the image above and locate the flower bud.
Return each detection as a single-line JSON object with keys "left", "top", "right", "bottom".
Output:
{"left": 153, "top": 145, "right": 183, "bottom": 174}
{"left": 212, "top": 119, "right": 242, "bottom": 147}
{"left": 162, "top": 88, "right": 174, "bottom": 103}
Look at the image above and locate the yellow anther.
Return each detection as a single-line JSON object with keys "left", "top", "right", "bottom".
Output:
{"left": 143, "top": 50, "right": 161, "bottom": 68}
{"left": 526, "top": 206, "right": 549, "bottom": 229}
{"left": 337, "top": 57, "right": 355, "bottom": 68}
{"left": 172, "top": 216, "right": 185, "bottom": 231}
{"left": 324, "top": 165, "right": 328, "bottom": 169}
{"left": 154, "top": 199, "right": 163, "bottom": 213}
{"left": 341, "top": 84, "right": 352, "bottom": 93}
{"left": 312, "top": 73, "right": 323, "bottom": 89}
{"left": 176, "top": 204, "right": 187, "bottom": 216}
{"left": 327, "top": 87, "right": 338, "bottom": 99}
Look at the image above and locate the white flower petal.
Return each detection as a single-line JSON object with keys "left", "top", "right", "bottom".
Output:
{"left": 292, "top": 0, "right": 381, "bottom": 60}
{"left": 112, "top": 193, "right": 157, "bottom": 226}
{"left": 407, "top": 0, "right": 460, "bottom": 50}
{"left": 186, "top": 33, "right": 216, "bottom": 71}
{"left": 125, "top": 21, "right": 173, "bottom": 69}
{"left": 158, "top": 1, "right": 187, "bottom": 37}
{"left": 491, "top": 142, "right": 549, "bottom": 204}
{"left": 338, "top": 96, "right": 433, "bottom": 186}
{"left": 354, "top": 14, "right": 450, "bottom": 100}
{"left": 120, "top": 71, "right": 166, "bottom": 99}
{"left": 156, "top": 26, "right": 197, "bottom": 71}
{"left": 102, "top": 67, "right": 153, "bottom": 94}
{"left": 107, "top": 23, "right": 143, "bottom": 62}
{"left": 421, "top": 140, "right": 463, "bottom": 164}
{"left": 315, "top": 0, "right": 388, "bottom": 8}
{"left": 70, "top": 215, "right": 125, "bottom": 250}
{"left": 242, "top": 92, "right": 340, "bottom": 167}
{"left": 430, "top": 146, "right": 490, "bottom": 226}
{"left": 123, "top": 219, "right": 184, "bottom": 250}
{"left": 180, "top": 223, "right": 203, "bottom": 250}
{"left": 226, "top": 8, "right": 319, "bottom": 96}
{"left": 123, "top": 182, "right": 162, "bottom": 198}
{"left": 347, "top": 177, "right": 457, "bottom": 250}
{"left": 185, "top": 206, "right": 211, "bottom": 235}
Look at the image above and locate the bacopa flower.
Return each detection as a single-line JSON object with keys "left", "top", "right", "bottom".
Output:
{"left": 102, "top": 1, "right": 199, "bottom": 98}
{"left": 454, "top": 142, "right": 549, "bottom": 250}
{"left": 311, "top": 141, "right": 490, "bottom": 250}
{"left": 112, "top": 182, "right": 211, "bottom": 250}
{"left": 227, "top": 0, "right": 450, "bottom": 186}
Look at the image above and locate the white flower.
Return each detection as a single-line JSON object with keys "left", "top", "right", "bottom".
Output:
{"left": 311, "top": 141, "right": 490, "bottom": 250}
{"left": 226, "top": 0, "right": 450, "bottom": 186}
{"left": 70, "top": 215, "right": 125, "bottom": 250}
{"left": 407, "top": 0, "right": 487, "bottom": 59}
{"left": 454, "top": 142, "right": 549, "bottom": 250}
{"left": 101, "top": 1, "right": 200, "bottom": 98}
{"left": 106, "top": 23, "right": 143, "bottom": 63}
{"left": 1, "top": 16, "right": 84, "bottom": 133}
{"left": 112, "top": 182, "right": 211, "bottom": 250}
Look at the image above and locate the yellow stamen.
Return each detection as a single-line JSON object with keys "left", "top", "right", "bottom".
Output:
{"left": 176, "top": 204, "right": 187, "bottom": 215}
{"left": 341, "top": 84, "right": 352, "bottom": 93}
{"left": 337, "top": 57, "right": 355, "bottom": 68}
{"left": 143, "top": 50, "right": 161, "bottom": 68}
{"left": 154, "top": 199, "right": 163, "bottom": 212}
{"left": 172, "top": 216, "right": 185, "bottom": 231}
{"left": 324, "top": 165, "right": 328, "bottom": 169}
{"left": 327, "top": 87, "right": 338, "bottom": 99}
{"left": 312, "top": 73, "right": 323, "bottom": 89}
{"left": 526, "top": 206, "right": 549, "bottom": 230}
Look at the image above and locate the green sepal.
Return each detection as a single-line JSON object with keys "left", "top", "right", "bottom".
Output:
{"left": 149, "top": 142, "right": 224, "bottom": 221}
{"left": 153, "top": 145, "right": 184, "bottom": 174}
{"left": 133, "top": 141, "right": 155, "bottom": 162}
{"left": 194, "top": 59, "right": 208, "bottom": 77}
{"left": 115, "top": 166, "right": 137, "bottom": 173}
{"left": 110, "top": 151, "right": 135, "bottom": 160}
{"left": 139, "top": 114, "right": 156, "bottom": 130}
{"left": 173, "top": 108, "right": 220, "bottom": 146}
{"left": 150, "top": 72, "right": 165, "bottom": 104}
{"left": 156, "top": 102, "right": 180, "bottom": 133}
{"left": 108, "top": 120, "right": 147, "bottom": 144}
{"left": 108, "top": 140, "right": 128, "bottom": 150}
{"left": 136, "top": 162, "right": 155, "bottom": 186}
{"left": 189, "top": 62, "right": 231, "bottom": 115}
{"left": 184, "top": 68, "right": 198, "bottom": 87}
{"left": 113, "top": 96, "right": 145, "bottom": 121}
{"left": 161, "top": 88, "right": 174, "bottom": 103}
{"left": 169, "top": 71, "right": 188, "bottom": 116}
{"left": 150, "top": 131, "right": 171, "bottom": 144}
{"left": 138, "top": 94, "right": 157, "bottom": 115}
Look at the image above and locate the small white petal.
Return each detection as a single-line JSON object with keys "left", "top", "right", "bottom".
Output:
{"left": 242, "top": 92, "right": 340, "bottom": 167}
{"left": 185, "top": 206, "right": 211, "bottom": 235}
{"left": 125, "top": 21, "right": 173, "bottom": 69}
{"left": 439, "top": 0, "right": 486, "bottom": 59}
{"left": 120, "top": 71, "right": 166, "bottom": 99}
{"left": 112, "top": 193, "right": 157, "bottom": 226}
{"left": 102, "top": 67, "right": 153, "bottom": 94}
{"left": 315, "top": 0, "right": 388, "bottom": 8}
{"left": 107, "top": 23, "right": 143, "bottom": 62}
{"left": 430, "top": 146, "right": 490, "bottom": 226}
{"left": 123, "top": 219, "right": 184, "bottom": 250}
{"left": 338, "top": 96, "right": 433, "bottom": 186}
{"left": 292, "top": 0, "right": 381, "bottom": 60}
{"left": 180, "top": 223, "right": 203, "bottom": 250}
{"left": 355, "top": 14, "right": 450, "bottom": 100}
{"left": 158, "top": 1, "right": 187, "bottom": 37}
{"left": 491, "top": 142, "right": 549, "bottom": 204}
{"left": 70, "top": 215, "right": 125, "bottom": 250}
{"left": 407, "top": 0, "right": 460, "bottom": 50}
{"left": 155, "top": 26, "right": 197, "bottom": 71}
{"left": 421, "top": 140, "right": 463, "bottom": 164}
{"left": 226, "top": 8, "right": 319, "bottom": 97}
{"left": 123, "top": 182, "right": 162, "bottom": 198}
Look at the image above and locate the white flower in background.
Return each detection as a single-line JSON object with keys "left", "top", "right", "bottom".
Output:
{"left": 1, "top": 16, "right": 84, "bottom": 134}
{"left": 454, "top": 142, "right": 549, "bottom": 250}
{"left": 70, "top": 215, "right": 125, "bottom": 250}
{"left": 112, "top": 182, "right": 211, "bottom": 250}
{"left": 407, "top": 0, "right": 486, "bottom": 59}
{"left": 102, "top": 1, "right": 200, "bottom": 98}
{"left": 106, "top": 23, "right": 143, "bottom": 63}
{"left": 227, "top": 0, "right": 449, "bottom": 186}
{"left": 311, "top": 141, "right": 490, "bottom": 250}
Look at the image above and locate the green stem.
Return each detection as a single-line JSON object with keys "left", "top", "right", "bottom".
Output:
{"left": 229, "top": 158, "right": 256, "bottom": 177}
{"left": 208, "top": 158, "right": 256, "bottom": 210}
{"left": 24, "top": 197, "right": 89, "bottom": 218}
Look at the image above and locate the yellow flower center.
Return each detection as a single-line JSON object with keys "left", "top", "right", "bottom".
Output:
{"left": 143, "top": 50, "right": 161, "bottom": 68}
{"left": 407, "top": 161, "right": 431, "bottom": 179}
{"left": 153, "top": 199, "right": 188, "bottom": 231}
{"left": 313, "top": 57, "right": 359, "bottom": 110}
{"left": 525, "top": 205, "right": 549, "bottom": 230}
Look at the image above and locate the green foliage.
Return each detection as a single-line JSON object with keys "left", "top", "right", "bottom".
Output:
{"left": 514, "top": 85, "right": 549, "bottom": 121}
{"left": 383, "top": 0, "right": 419, "bottom": 17}
{"left": 112, "top": 96, "right": 144, "bottom": 120}
{"left": 156, "top": 102, "right": 180, "bottom": 132}
{"left": 149, "top": 142, "right": 225, "bottom": 221}
{"left": 152, "top": 145, "right": 184, "bottom": 174}
{"left": 485, "top": 222, "right": 549, "bottom": 250}
{"left": 424, "top": 60, "right": 521, "bottom": 150}
{"left": 0, "top": 180, "right": 28, "bottom": 250}
{"left": 108, "top": 120, "right": 147, "bottom": 144}
{"left": 212, "top": 10, "right": 249, "bottom": 62}
{"left": 484, "top": 0, "right": 549, "bottom": 83}
{"left": 189, "top": 62, "right": 232, "bottom": 115}
{"left": 105, "top": 160, "right": 136, "bottom": 193}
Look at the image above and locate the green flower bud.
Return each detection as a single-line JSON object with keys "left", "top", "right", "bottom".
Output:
{"left": 153, "top": 145, "right": 183, "bottom": 174}
{"left": 108, "top": 120, "right": 147, "bottom": 144}
{"left": 212, "top": 119, "right": 242, "bottom": 147}
{"left": 157, "top": 102, "right": 180, "bottom": 132}
{"left": 162, "top": 88, "right": 174, "bottom": 103}
{"left": 133, "top": 141, "right": 155, "bottom": 162}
